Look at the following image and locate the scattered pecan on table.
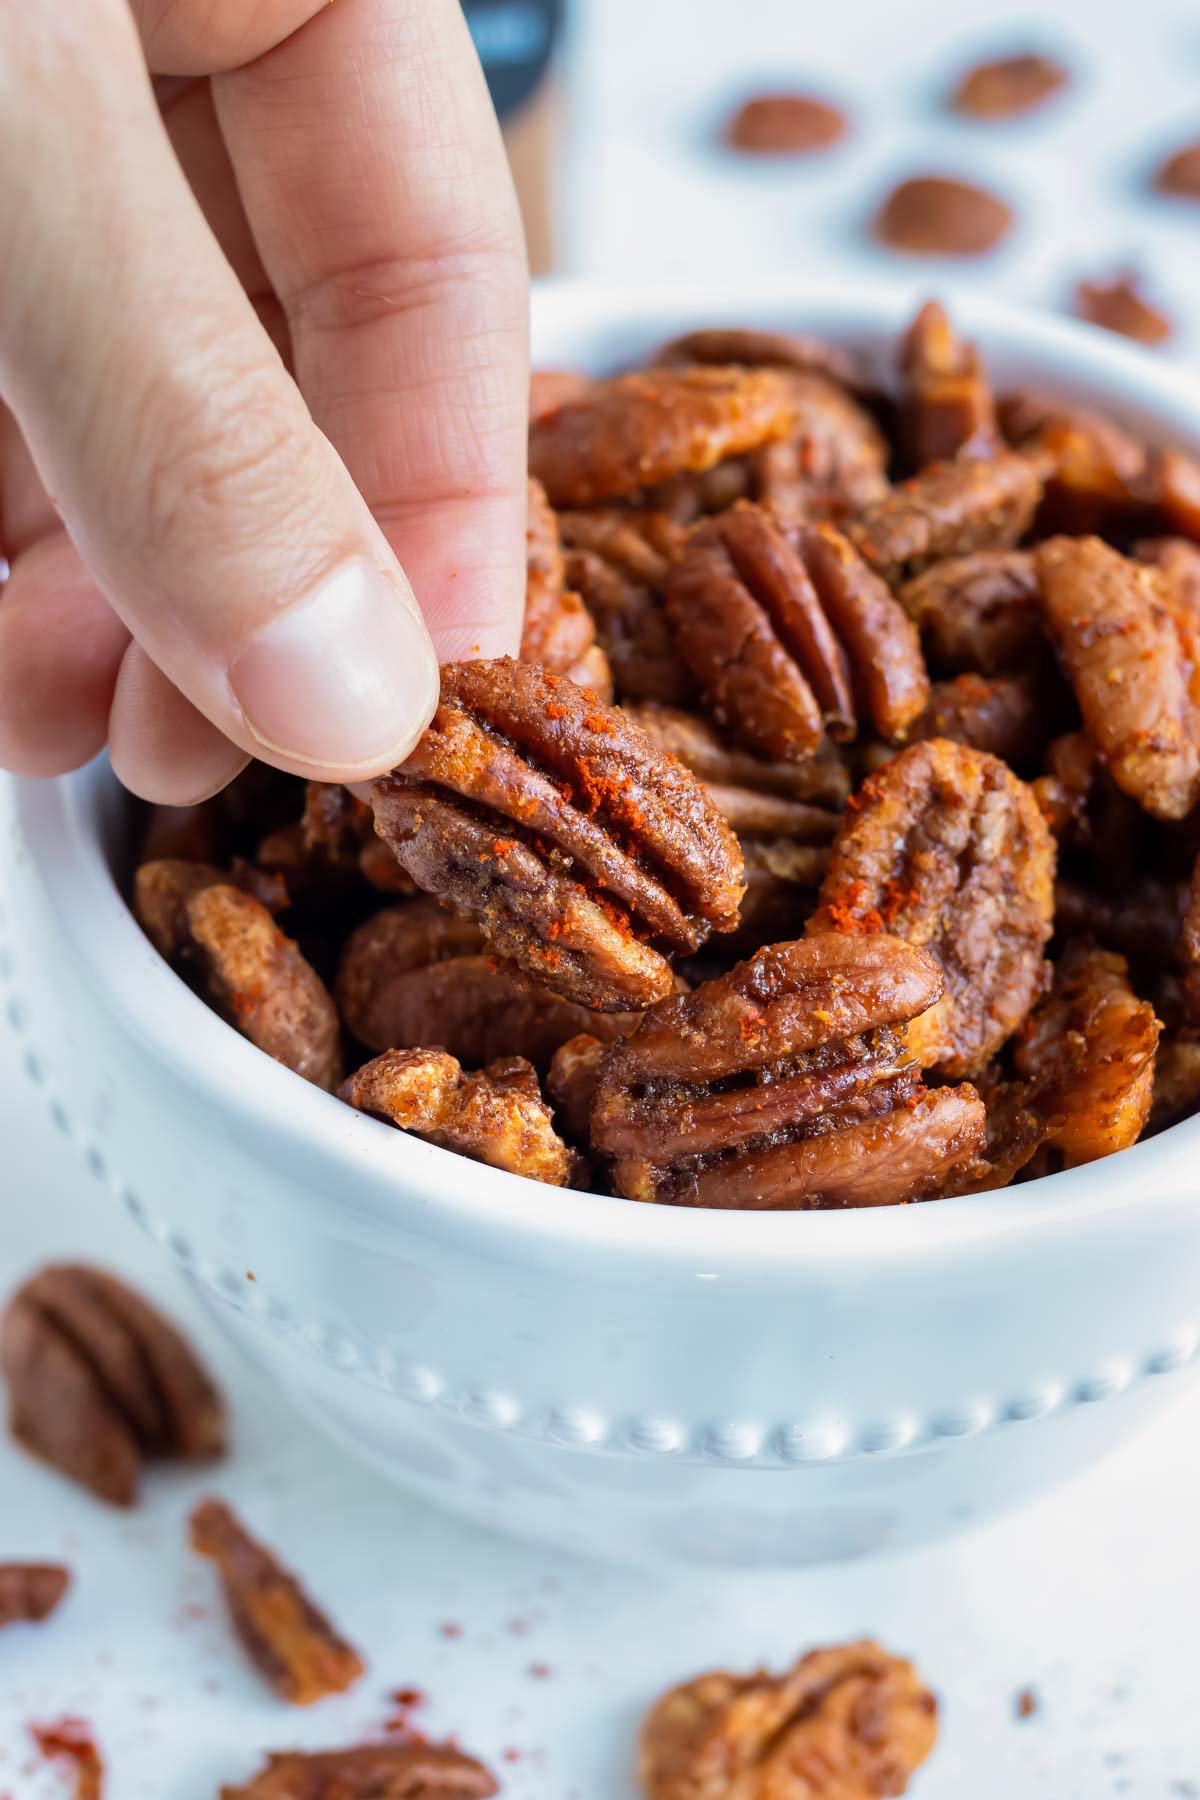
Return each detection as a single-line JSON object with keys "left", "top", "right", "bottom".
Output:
{"left": 874, "top": 175, "right": 1013, "bottom": 256}
{"left": 190, "top": 1498, "right": 363, "bottom": 1704}
{"left": 1154, "top": 139, "right": 1200, "bottom": 200}
{"left": 723, "top": 92, "right": 848, "bottom": 155}
{"left": 1, "top": 1265, "right": 223, "bottom": 1506}
{"left": 950, "top": 51, "right": 1068, "bottom": 118}
{"left": 639, "top": 1639, "right": 938, "bottom": 1800}
{"left": 0, "top": 1562, "right": 70, "bottom": 1626}
{"left": 1074, "top": 273, "right": 1172, "bottom": 346}
{"left": 221, "top": 1742, "right": 497, "bottom": 1800}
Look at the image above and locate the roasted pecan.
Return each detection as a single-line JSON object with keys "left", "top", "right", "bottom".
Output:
{"left": 546, "top": 1032, "right": 609, "bottom": 1145}
{"left": 656, "top": 327, "right": 859, "bottom": 391}
{"left": 1012, "top": 941, "right": 1160, "bottom": 1165}
{"left": 191, "top": 1498, "right": 363, "bottom": 1705}
{"left": 899, "top": 299, "right": 996, "bottom": 468}
{"left": 530, "top": 367, "right": 590, "bottom": 421}
{"left": 909, "top": 671, "right": 1050, "bottom": 768}
{"left": 342, "top": 1047, "right": 580, "bottom": 1186}
{"left": 723, "top": 91, "right": 847, "bottom": 155}
{"left": 560, "top": 509, "right": 691, "bottom": 705}
{"left": 1000, "top": 400, "right": 1149, "bottom": 538}
{"left": 1137, "top": 536, "right": 1200, "bottom": 617}
{"left": 665, "top": 505, "right": 928, "bottom": 761}
{"left": 624, "top": 701, "right": 851, "bottom": 809}
{"left": 222, "top": 1743, "right": 498, "bottom": 1800}
{"left": 897, "top": 549, "right": 1042, "bottom": 675}
{"left": 951, "top": 51, "right": 1068, "bottom": 117}
{"left": 592, "top": 935, "right": 985, "bottom": 1208}
{"left": 134, "top": 857, "right": 286, "bottom": 960}
{"left": 846, "top": 450, "right": 1044, "bottom": 586}
{"left": 0, "top": 1562, "right": 70, "bottom": 1626}
{"left": 1149, "top": 1027, "right": 1200, "bottom": 1131}
{"left": 745, "top": 372, "right": 890, "bottom": 520}
{"left": 2, "top": 1265, "right": 224, "bottom": 1507}
{"left": 1075, "top": 273, "right": 1171, "bottom": 346}
{"left": 522, "top": 477, "right": 612, "bottom": 696}
{"left": 811, "top": 740, "right": 1055, "bottom": 1077}
{"left": 372, "top": 659, "right": 743, "bottom": 1011}
{"left": 1149, "top": 449, "right": 1200, "bottom": 543}
{"left": 335, "top": 902, "right": 637, "bottom": 1070}
{"left": 874, "top": 174, "right": 1013, "bottom": 256}
{"left": 1155, "top": 140, "right": 1200, "bottom": 200}
{"left": 529, "top": 367, "right": 797, "bottom": 508}
{"left": 639, "top": 1638, "right": 938, "bottom": 1800}
{"left": 1035, "top": 536, "right": 1200, "bottom": 821}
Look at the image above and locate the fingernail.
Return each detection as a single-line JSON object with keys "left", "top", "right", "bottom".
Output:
{"left": 229, "top": 560, "right": 438, "bottom": 775}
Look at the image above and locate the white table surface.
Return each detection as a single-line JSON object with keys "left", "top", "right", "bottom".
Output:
{"left": 6, "top": 0, "right": 1200, "bottom": 1792}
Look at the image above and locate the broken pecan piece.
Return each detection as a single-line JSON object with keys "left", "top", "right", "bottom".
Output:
{"left": 899, "top": 299, "right": 996, "bottom": 468}
{"left": 897, "top": 549, "right": 1042, "bottom": 675}
{"left": 522, "top": 477, "right": 612, "bottom": 696}
{"left": 372, "top": 659, "right": 743, "bottom": 1011}
{"left": 639, "top": 1638, "right": 938, "bottom": 1800}
{"left": 221, "top": 1742, "right": 498, "bottom": 1800}
{"left": 1035, "top": 536, "right": 1200, "bottom": 821}
{"left": 1, "top": 1265, "right": 224, "bottom": 1507}
{"left": 592, "top": 934, "right": 984, "bottom": 1208}
{"left": 909, "top": 671, "right": 1051, "bottom": 768}
{"left": 811, "top": 740, "right": 1055, "bottom": 1077}
{"left": 846, "top": 449, "right": 1044, "bottom": 585}
{"left": 0, "top": 1562, "right": 70, "bottom": 1626}
{"left": 1075, "top": 273, "right": 1171, "bottom": 346}
{"left": 342, "top": 1047, "right": 580, "bottom": 1186}
{"left": 560, "top": 509, "right": 690, "bottom": 704}
{"left": 665, "top": 504, "right": 929, "bottom": 761}
{"left": 191, "top": 1498, "right": 363, "bottom": 1705}
{"left": 547, "top": 1032, "right": 609, "bottom": 1146}
{"left": 529, "top": 366, "right": 796, "bottom": 507}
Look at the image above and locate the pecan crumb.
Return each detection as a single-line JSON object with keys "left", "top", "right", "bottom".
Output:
{"left": 30, "top": 1718, "right": 103, "bottom": 1800}
{"left": 0, "top": 1562, "right": 70, "bottom": 1627}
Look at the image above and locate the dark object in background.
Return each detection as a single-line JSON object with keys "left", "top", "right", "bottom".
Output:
{"left": 1075, "top": 273, "right": 1172, "bottom": 346}
{"left": 874, "top": 174, "right": 1013, "bottom": 255}
{"left": 950, "top": 52, "right": 1068, "bottom": 119}
{"left": 1155, "top": 139, "right": 1200, "bottom": 200}
{"left": 724, "top": 91, "right": 847, "bottom": 155}
{"left": 463, "top": 0, "right": 564, "bottom": 274}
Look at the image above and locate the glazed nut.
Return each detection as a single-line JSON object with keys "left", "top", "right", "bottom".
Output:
{"left": 656, "top": 326, "right": 860, "bottom": 391}
{"left": 1, "top": 1265, "right": 224, "bottom": 1507}
{"left": 592, "top": 934, "right": 985, "bottom": 1209}
{"left": 0, "top": 1563, "right": 70, "bottom": 1627}
{"left": 909, "top": 671, "right": 1050, "bottom": 769}
{"left": 723, "top": 91, "right": 847, "bottom": 155}
{"left": 221, "top": 1742, "right": 498, "bottom": 1800}
{"left": 951, "top": 52, "right": 1068, "bottom": 118}
{"left": 1075, "top": 273, "right": 1171, "bottom": 346}
{"left": 560, "top": 509, "right": 691, "bottom": 707}
{"left": 746, "top": 372, "right": 891, "bottom": 520}
{"left": 522, "top": 476, "right": 612, "bottom": 697}
{"left": 1154, "top": 139, "right": 1200, "bottom": 200}
{"left": 846, "top": 449, "right": 1044, "bottom": 586}
{"left": 371, "top": 658, "right": 744, "bottom": 1012}
{"left": 874, "top": 174, "right": 1013, "bottom": 256}
{"left": 899, "top": 298, "right": 997, "bottom": 469}
{"left": 811, "top": 739, "right": 1056, "bottom": 1078}
{"left": 528, "top": 366, "right": 798, "bottom": 507}
{"left": 546, "top": 1032, "right": 609, "bottom": 1146}
{"left": 190, "top": 1498, "right": 363, "bottom": 1705}
{"left": 623, "top": 702, "right": 851, "bottom": 810}
{"left": 897, "top": 549, "right": 1042, "bottom": 675}
{"left": 342, "top": 1046, "right": 580, "bottom": 1187}
{"left": 639, "top": 1638, "right": 938, "bottom": 1800}
{"left": 665, "top": 504, "right": 929, "bottom": 762}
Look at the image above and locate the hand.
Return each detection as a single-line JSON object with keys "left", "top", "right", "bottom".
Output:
{"left": 0, "top": 0, "right": 529, "bottom": 801}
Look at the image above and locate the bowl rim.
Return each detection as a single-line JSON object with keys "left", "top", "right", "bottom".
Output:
{"left": 11, "top": 274, "right": 1200, "bottom": 1277}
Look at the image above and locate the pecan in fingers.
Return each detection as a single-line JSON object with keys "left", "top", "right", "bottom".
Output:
{"left": 560, "top": 509, "right": 691, "bottom": 705}
{"left": 191, "top": 1498, "right": 363, "bottom": 1705}
{"left": 846, "top": 448, "right": 1044, "bottom": 585}
{"left": 0, "top": 1562, "right": 70, "bottom": 1626}
{"left": 665, "top": 504, "right": 928, "bottom": 761}
{"left": 2, "top": 1265, "right": 223, "bottom": 1506}
{"left": 899, "top": 298, "right": 996, "bottom": 468}
{"left": 592, "top": 934, "right": 984, "bottom": 1208}
{"left": 897, "top": 549, "right": 1042, "bottom": 675}
{"left": 522, "top": 477, "right": 612, "bottom": 696}
{"left": 529, "top": 366, "right": 796, "bottom": 507}
{"left": 342, "top": 1047, "right": 580, "bottom": 1186}
{"left": 810, "top": 740, "right": 1055, "bottom": 1077}
{"left": 639, "top": 1638, "right": 938, "bottom": 1800}
{"left": 1035, "top": 535, "right": 1200, "bottom": 820}
{"left": 222, "top": 1742, "right": 498, "bottom": 1800}
{"left": 372, "top": 659, "right": 743, "bottom": 1011}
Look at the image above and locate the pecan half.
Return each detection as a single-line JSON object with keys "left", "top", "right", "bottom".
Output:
{"left": 592, "top": 935, "right": 984, "bottom": 1208}
{"left": 0, "top": 1563, "right": 70, "bottom": 1626}
{"left": 656, "top": 327, "right": 859, "bottom": 390}
{"left": 951, "top": 52, "right": 1068, "bottom": 118}
{"left": 335, "top": 902, "right": 637, "bottom": 1070}
{"left": 665, "top": 505, "right": 929, "bottom": 761}
{"left": 811, "top": 740, "right": 1055, "bottom": 1077}
{"left": 1150, "top": 1027, "right": 1200, "bottom": 1131}
{"left": 623, "top": 702, "right": 851, "bottom": 809}
{"left": 1035, "top": 536, "right": 1200, "bottom": 821}
{"left": 874, "top": 174, "right": 1013, "bottom": 255}
{"left": 899, "top": 299, "right": 996, "bottom": 468}
{"left": 723, "top": 91, "right": 847, "bottom": 155}
{"left": 1155, "top": 140, "right": 1200, "bottom": 200}
{"left": 547, "top": 1032, "right": 609, "bottom": 1146}
{"left": 897, "top": 549, "right": 1042, "bottom": 674}
{"left": 909, "top": 671, "right": 1051, "bottom": 768}
{"left": 221, "top": 1743, "right": 497, "bottom": 1800}
{"left": 1, "top": 1265, "right": 224, "bottom": 1507}
{"left": 372, "top": 659, "right": 743, "bottom": 1011}
{"left": 1137, "top": 536, "right": 1200, "bottom": 617}
{"left": 522, "top": 477, "right": 612, "bottom": 696}
{"left": 134, "top": 857, "right": 286, "bottom": 960}
{"left": 342, "top": 1047, "right": 580, "bottom": 1186}
{"left": 746, "top": 373, "right": 890, "bottom": 520}
{"left": 529, "top": 367, "right": 797, "bottom": 507}
{"left": 846, "top": 450, "right": 1044, "bottom": 585}
{"left": 639, "top": 1638, "right": 938, "bottom": 1800}
{"left": 190, "top": 1498, "right": 363, "bottom": 1705}
{"left": 560, "top": 509, "right": 691, "bottom": 705}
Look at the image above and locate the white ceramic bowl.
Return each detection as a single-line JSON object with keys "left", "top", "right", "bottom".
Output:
{"left": 5, "top": 280, "right": 1200, "bottom": 1569}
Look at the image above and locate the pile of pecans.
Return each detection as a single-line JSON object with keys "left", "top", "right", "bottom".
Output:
{"left": 134, "top": 300, "right": 1200, "bottom": 1210}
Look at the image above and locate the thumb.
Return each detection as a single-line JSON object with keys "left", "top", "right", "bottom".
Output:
{"left": 0, "top": 5, "right": 438, "bottom": 783}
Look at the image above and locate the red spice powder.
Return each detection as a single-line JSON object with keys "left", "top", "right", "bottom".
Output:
{"left": 30, "top": 1719, "right": 103, "bottom": 1800}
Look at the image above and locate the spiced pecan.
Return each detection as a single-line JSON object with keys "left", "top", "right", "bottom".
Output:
{"left": 372, "top": 659, "right": 743, "bottom": 1011}
{"left": 1149, "top": 1027, "right": 1200, "bottom": 1131}
{"left": 639, "top": 1638, "right": 938, "bottom": 1800}
{"left": 909, "top": 671, "right": 1050, "bottom": 768}
{"left": 723, "top": 91, "right": 847, "bottom": 155}
{"left": 530, "top": 367, "right": 590, "bottom": 421}
{"left": 999, "top": 399, "right": 1149, "bottom": 538}
{"left": 1075, "top": 273, "right": 1171, "bottom": 346}
{"left": 1, "top": 1265, "right": 224, "bottom": 1507}
{"left": 1155, "top": 140, "right": 1200, "bottom": 200}
{"left": 899, "top": 299, "right": 996, "bottom": 468}
{"left": 134, "top": 857, "right": 286, "bottom": 960}
{"left": 1035, "top": 536, "right": 1200, "bottom": 820}
{"left": 938, "top": 1074, "right": 1051, "bottom": 1195}
{"left": 335, "top": 902, "right": 637, "bottom": 1070}
{"left": 560, "top": 509, "right": 691, "bottom": 705}
{"left": 656, "top": 327, "right": 860, "bottom": 391}
{"left": 874, "top": 174, "right": 1013, "bottom": 256}
{"left": 191, "top": 1498, "right": 363, "bottom": 1705}
{"left": 897, "top": 549, "right": 1042, "bottom": 674}
{"left": 0, "top": 1562, "right": 70, "bottom": 1626}
{"left": 747, "top": 372, "right": 890, "bottom": 520}
{"left": 522, "top": 477, "right": 612, "bottom": 696}
{"left": 951, "top": 52, "right": 1068, "bottom": 118}
{"left": 1149, "top": 449, "right": 1200, "bottom": 543}
{"left": 343, "top": 1047, "right": 580, "bottom": 1184}
{"left": 529, "top": 367, "right": 797, "bottom": 507}
{"left": 592, "top": 935, "right": 985, "bottom": 1208}
{"left": 1137, "top": 536, "right": 1200, "bottom": 617}
{"left": 845, "top": 450, "right": 1044, "bottom": 585}
{"left": 546, "top": 1032, "right": 609, "bottom": 1145}
{"left": 623, "top": 702, "right": 851, "bottom": 809}
{"left": 222, "top": 1743, "right": 498, "bottom": 1800}
{"left": 811, "top": 740, "right": 1055, "bottom": 1076}
{"left": 665, "top": 505, "right": 928, "bottom": 761}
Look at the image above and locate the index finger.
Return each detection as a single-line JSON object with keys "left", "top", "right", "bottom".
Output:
{"left": 214, "top": 0, "right": 530, "bottom": 664}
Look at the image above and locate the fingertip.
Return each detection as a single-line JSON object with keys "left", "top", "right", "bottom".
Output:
{"left": 109, "top": 643, "right": 250, "bottom": 803}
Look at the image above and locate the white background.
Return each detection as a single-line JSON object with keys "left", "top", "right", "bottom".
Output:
{"left": 5, "top": 0, "right": 1200, "bottom": 1793}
